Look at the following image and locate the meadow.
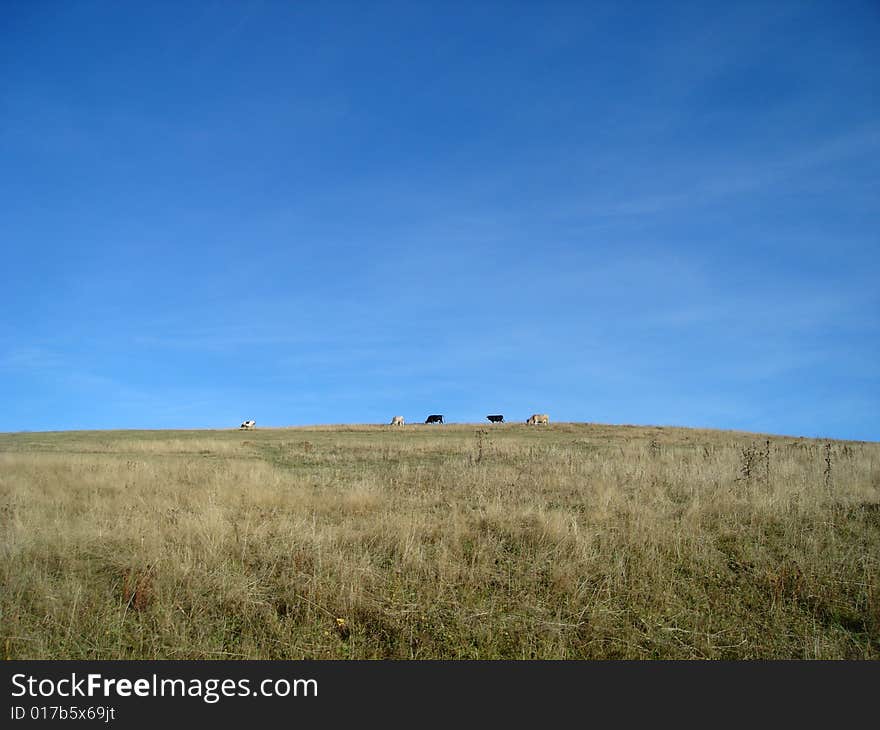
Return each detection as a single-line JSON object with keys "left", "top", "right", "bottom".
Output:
{"left": 1, "top": 422, "right": 878, "bottom": 659}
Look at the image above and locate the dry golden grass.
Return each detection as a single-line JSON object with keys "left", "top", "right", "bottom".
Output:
{"left": 1, "top": 423, "right": 878, "bottom": 659}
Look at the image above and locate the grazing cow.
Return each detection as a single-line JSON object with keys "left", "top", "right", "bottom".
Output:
{"left": 391, "top": 415, "right": 405, "bottom": 426}
{"left": 526, "top": 414, "right": 549, "bottom": 425}
{"left": 240, "top": 420, "right": 256, "bottom": 430}
{"left": 425, "top": 414, "right": 444, "bottom": 424}
{"left": 486, "top": 415, "right": 504, "bottom": 423}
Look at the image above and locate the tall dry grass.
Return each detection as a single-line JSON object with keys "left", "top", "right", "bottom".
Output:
{"left": 1, "top": 423, "right": 878, "bottom": 659}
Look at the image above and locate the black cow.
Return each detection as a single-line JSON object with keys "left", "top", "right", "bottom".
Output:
{"left": 425, "top": 414, "right": 444, "bottom": 424}
{"left": 486, "top": 415, "right": 504, "bottom": 423}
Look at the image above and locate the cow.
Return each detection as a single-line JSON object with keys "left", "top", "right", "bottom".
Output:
{"left": 486, "top": 415, "right": 504, "bottom": 423}
{"left": 425, "top": 414, "right": 444, "bottom": 424}
{"left": 391, "top": 415, "right": 405, "bottom": 426}
{"left": 526, "top": 414, "right": 549, "bottom": 425}
{"left": 240, "top": 420, "right": 256, "bottom": 430}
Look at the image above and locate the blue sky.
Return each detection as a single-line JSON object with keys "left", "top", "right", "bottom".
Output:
{"left": 1, "top": 1, "right": 878, "bottom": 440}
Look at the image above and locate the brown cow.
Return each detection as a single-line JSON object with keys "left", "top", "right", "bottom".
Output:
{"left": 526, "top": 414, "right": 549, "bottom": 425}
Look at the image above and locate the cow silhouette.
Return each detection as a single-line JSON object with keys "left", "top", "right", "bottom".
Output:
{"left": 425, "top": 414, "right": 444, "bottom": 424}
{"left": 486, "top": 415, "right": 504, "bottom": 423}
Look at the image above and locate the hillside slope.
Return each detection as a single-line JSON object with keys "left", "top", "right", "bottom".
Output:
{"left": 1, "top": 423, "right": 878, "bottom": 658}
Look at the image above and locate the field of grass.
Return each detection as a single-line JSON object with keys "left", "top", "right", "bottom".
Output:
{"left": 2, "top": 422, "right": 879, "bottom": 659}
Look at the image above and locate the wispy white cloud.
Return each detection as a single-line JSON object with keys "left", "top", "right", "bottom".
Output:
{"left": 563, "top": 124, "right": 880, "bottom": 220}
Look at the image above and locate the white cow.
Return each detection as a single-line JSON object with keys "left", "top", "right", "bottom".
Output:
{"left": 391, "top": 416, "right": 405, "bottom": 426}
{"left": 526, "top": 414, "right": 549, "bottom": 425}
{"left": 240, "top": 420, "right": 256, "bottom": 430}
